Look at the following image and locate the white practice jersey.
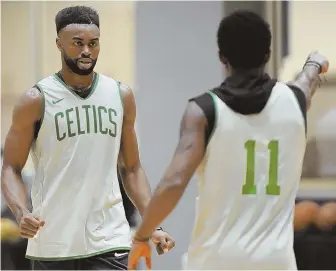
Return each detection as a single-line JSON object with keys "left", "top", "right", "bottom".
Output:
{"left": 28, "top": 73, "right": 131, "bottom": 260}
{"left": 185, "top": 82, "right": 306, "bottom": 270}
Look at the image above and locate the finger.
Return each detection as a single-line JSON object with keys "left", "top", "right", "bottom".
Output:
{"left": 158, "top": 237, "right": 169, "bottom": 249}
{"left": 20, "top": 231, "right": 35, "bottom": 238}
{"left": 321, "top": 62, "right": 329, "bottom": 73}
{"left": 34, "top": 216, "right": 46, "bottom": 227}
{"left": 167, "top": 239, "right": 176, "bottom": 251}
{"left": 21, "top": 226, "right": 38, "bottom": 236}
{"left": 23, "top": 216, "right": 40, "bottom": 227}
{"left": 145, "top": 255, "right": 152, "bottom": 270}
{"left": 156, "top": 244, "right": 164, "bottom": 255}
{"left": 21, "top": 221, "right": 39, "bottom": 231}
{"left": 128, "top": 258, "right": 139, "bottom": 270}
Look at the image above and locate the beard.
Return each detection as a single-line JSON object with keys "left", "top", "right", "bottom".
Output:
{"left": 63, "top": 52, "right": 97, "bottom": 76}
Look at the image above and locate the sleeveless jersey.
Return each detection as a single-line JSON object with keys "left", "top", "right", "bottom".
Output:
{"left": 27, "top": 73, "right": 131, "bottom": 260}
{"left": 185, "top": 83, "right": 306, "bottom": 270}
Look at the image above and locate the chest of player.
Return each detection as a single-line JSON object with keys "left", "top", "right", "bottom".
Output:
{"left": 43, "top": 91, "right": 123, "bottom": 142}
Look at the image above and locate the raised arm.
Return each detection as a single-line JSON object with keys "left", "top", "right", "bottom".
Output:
{"left": 135, "top": 101, "right": 207, "bottom": 239}
{"left": 1, "top": 87, "right": 45, "bottom": 237}
{"left": 287, "top": 51, "right": 329, "bottom": 110}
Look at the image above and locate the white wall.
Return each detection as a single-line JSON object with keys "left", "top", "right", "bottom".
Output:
{"left": 278, "top": 2, "right": 336, "bottom": 138}
{"left": 1, "top": 2, "right": 35, "bottom": 144}
{"left": 280, "top": 1, "right": 336, "bottom": 80}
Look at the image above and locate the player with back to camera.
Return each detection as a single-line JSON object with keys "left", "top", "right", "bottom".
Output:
{"left": 1, "top": 6, "right": 175, "bottom": 270}
{"left": 128, "top": 10, "right": 329, "bottom": 270}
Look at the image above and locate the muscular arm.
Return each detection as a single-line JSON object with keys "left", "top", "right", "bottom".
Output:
{"left": 119, "top": 83, "right": 151, "bottom": 217}
{"left": 1, "top": 88, "right": 42, "bottom": 222}
{"left": 287, "top": 63, "right": 324, "bottom": 110}
{"left": 135, "top": 101, "right": 207, "bottom": 238}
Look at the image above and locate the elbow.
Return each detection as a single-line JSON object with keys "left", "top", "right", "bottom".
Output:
{"left": 160, "top": 174, "right": 188, "bottom": 192}
{"left": 1, "top": 167, "right": 10, "bottom": 198}
{"left": 123, "top": 162, "right": 142, "bottom": 176}
{"left": 1, "top": 165, "right": 9, "bottom": 186}
{"left": 1, "top": 164, "right": 22, "bottom": 186}
{"left": 121, "top": 163, "right": 143, "bottom": 184}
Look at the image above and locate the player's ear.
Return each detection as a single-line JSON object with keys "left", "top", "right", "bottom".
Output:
{"left": 56, "top": 37, "right": 62, "bottom": 52}
{"left": 218, "top": 51, "right": 228, "bottom": 66}
{"left": 264, "top": 51, "right": 271, "bottom": 64}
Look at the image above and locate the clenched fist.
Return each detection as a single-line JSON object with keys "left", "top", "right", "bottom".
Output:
{"left": 17, "top": 213, "right": 45, "bottom": 238}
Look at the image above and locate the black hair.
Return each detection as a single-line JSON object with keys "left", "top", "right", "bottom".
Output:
{"left": 55, "top": 6, "right": 100, "bottom": 34}
{"left": 217, "top": 10, "right": 271, "bottom": 69}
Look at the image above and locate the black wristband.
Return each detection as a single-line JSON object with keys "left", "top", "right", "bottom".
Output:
{"left": 156, "top": 227, "right": 164, "bottom": 231}
{"left": 303, "top": 60, "right": 322, "bottom": 74}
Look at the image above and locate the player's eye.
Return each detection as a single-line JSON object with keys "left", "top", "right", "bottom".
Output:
{"left": 89, "top": 41, "right": 98, "bottom": 47}
{"left": 75, "top": 41, "right": 84, "bottom": 47}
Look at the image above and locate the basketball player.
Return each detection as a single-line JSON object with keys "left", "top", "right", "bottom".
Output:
{"left": 128, "top": 11, "right": 329, "bottom": 270}
{"left": 1, "top": 6, "right": 174, "bottom": 270}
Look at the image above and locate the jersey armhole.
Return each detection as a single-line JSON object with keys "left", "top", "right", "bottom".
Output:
{"left": 33, "top": 84, "right": 45, "bottom": 140}
{"left": 287, "top": 84, "right": 307, "bottom": 134}
{"left": 116, "top": 80, "right": 124, "bottom": 109}
{"left": 189, "top": 91, "right": 217, "bottom": 147}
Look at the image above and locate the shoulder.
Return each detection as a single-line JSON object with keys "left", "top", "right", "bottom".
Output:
{"left": 119, "top": 82, "right": 134, "bottom": 105}
{"left": 188, "top": 91, "right": 216, "bottom": 145}
{"left": 184, "top": 99, "right": 208, "bottom": 121}
{"left": 117, "top": 82, "right": 135, "bottom": 121}
{"left": 17, "top": 87, "right": 43, "bottom": 109}
{"left": 97, "top": 74, "right": 123, "bottom": 87}
{"left": 189, "top": 92, "right": 216, "bottom": 118}
{"left": 285, "top": 84, "right": 306, "bottom": 109}
{"left": 13, "top": 87, "right": 43, "bottom": 125}
{"left": 179, "top": 98, "right": 208, "bottom": 141}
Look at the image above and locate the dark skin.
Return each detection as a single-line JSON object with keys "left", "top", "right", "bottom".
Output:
{"left": 288, "top": 52, "right": 329, "bottom": 109}
{"left": 1, "top": 87, "right": 45, "bottom": 238}
{"left": 118, "top": 83, "right": 175, "bottom": 249}
{"left": 56, "top": 24, "right": 100, "bottom": 89}
{"left": 128, "top": 51, "right": 329, "bottom": 269}
{"left": 117, "top": 83, "right": 152, "bottom": 217}
{"left": 2, "top": 24, "right": 175, "bottom": 249}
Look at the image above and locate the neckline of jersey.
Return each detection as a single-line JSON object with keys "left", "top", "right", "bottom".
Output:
{"left": 52, "top": 72, "right": 99, "bottom": 100}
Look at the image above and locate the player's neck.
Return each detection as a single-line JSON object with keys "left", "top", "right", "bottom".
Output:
{"left": 60, "top": 69, "right": 95, "bottom": 89}
{"left": 230, "top": 67, "right": 265, "bottom": 77}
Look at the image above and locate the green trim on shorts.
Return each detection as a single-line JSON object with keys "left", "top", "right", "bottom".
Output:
{"left": 25, "top": 246, "right": 131, "bottom": 261}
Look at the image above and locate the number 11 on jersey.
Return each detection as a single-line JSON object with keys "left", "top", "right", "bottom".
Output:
{"left": 242, "top": 140, "right": 280, "bottom": 196}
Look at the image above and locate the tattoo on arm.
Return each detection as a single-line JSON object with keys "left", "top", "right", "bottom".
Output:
{"left": 288, "top": 65, "right": 322, "bottom": 107}
{"left": 159, "top": 102, "right": 207, "bottom": 187}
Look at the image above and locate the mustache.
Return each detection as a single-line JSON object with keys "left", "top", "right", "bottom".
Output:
{"left": 75, "top": 56, "right": 96, "bottom": 63}
{"left": 75, "top": 55, "right": 94, "bottom": 61}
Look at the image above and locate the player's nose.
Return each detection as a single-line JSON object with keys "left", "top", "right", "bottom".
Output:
{"left": 81, "top": 46, "right": 91, "bottom": 57}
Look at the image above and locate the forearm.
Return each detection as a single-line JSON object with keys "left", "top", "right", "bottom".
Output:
{"left": 288, "top": 65, "right": 321, "bottom": 108}
{"left": 136, "top": 177, "right": 186, "bottom": 238}
{"left": 1, "top": 166, "right": 29, "bottom": 221}
{"left": 122, "top": 166, "right": 151, "bottom": 217}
